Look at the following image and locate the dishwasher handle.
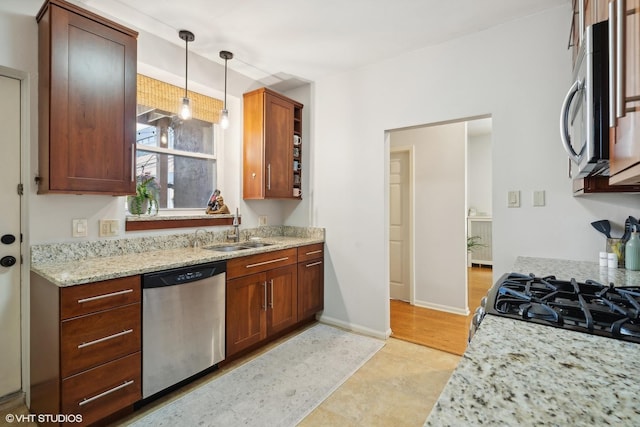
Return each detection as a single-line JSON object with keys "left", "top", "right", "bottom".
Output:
{"left": 143, "top": 261, "right": 227, "bottom": 289}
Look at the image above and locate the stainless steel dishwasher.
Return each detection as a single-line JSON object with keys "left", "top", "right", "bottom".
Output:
{"left": 142, "top": 260, "right": 226, "bottom": 399}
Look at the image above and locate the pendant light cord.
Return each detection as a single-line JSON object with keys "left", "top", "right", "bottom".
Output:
{"left": 223, "top": 57, "right": 227, "bottom": 109}
{"left": 184, "top": 37, "right": 188, "bottom": 98}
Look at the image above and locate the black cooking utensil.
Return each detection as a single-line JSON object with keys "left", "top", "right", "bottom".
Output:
{"left": 590, "top": 220, "right": 612, "bottom": 238}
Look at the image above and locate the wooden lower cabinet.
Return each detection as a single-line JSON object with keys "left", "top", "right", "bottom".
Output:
{"left": 30, "top": 274, "right": 141, "bottom": 426}
{"left": 297, "top": 244, "right": 324, "bottom": 320}
{"left": 226, "top": 264, "right": 297, "bottom": 357}
{"left": 226, "top": 244, "right": 325, "bottom": 358}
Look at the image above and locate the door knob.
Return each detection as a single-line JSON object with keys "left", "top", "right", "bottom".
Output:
{"left": 0, "top": 256, "right": 16, "bottom": 267}
{"left": 1, "top": 234, "right": 15, "bottom": 245}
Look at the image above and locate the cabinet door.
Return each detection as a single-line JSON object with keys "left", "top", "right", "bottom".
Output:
{"left": 298, "top": 258, "right": 324, "bottom": 320}
{"left": 264, "top": 93, "right": 295, "bottom": 198}
{"left": 47, "top": 4, "right": 136, "bottom": 194}
{"left": 226, "top": 273, "right": 267, "bottom": 357}
{"left": 266, "top": 265, "right": 297, "bottom": 335}
{"left": 609, "top": 0, "right": 640, "bottom": 183}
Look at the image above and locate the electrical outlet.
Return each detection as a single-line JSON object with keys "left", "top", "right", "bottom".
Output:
{"left": 99, "top": 219, "right": 119, "bottom": 237}
{"left": 258, "top": 215, "right": 268, "bottom": 226}
{"left": 72, "top": 219, "right": 88, "bottom": 238}
{"left": 533, "top": 190, "right": 545, "bottom": 207}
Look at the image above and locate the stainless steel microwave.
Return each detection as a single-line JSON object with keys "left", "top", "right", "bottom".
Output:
{"left": 560, "top": 21, "right": 609, "bottom": 177}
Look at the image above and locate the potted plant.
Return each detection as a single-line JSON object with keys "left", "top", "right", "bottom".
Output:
{"left": 467, "top": 235, "right": 486, "bottom": 267}
{"left": 128, "top": 175, "right": 158, "bottom": 215}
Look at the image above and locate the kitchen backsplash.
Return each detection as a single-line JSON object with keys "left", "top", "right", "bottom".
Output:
{"left": 31, "top": 226, "right": 325, "bottom": 265}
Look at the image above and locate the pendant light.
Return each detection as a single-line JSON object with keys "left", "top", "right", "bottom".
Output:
{"left": 179, "top": 30, "right": 195, "bottom": 120}
{"left": 219, "top": 50, "right": 233, "bottom": 129}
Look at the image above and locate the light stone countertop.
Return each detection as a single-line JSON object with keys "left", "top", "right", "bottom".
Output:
{"left": 31, "top": 226, "right": 324, "bottom": 287}
{"left": 425, "top": 256, "right": 640, "bottom": 427}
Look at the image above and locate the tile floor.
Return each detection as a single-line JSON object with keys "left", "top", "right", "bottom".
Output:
{"left": 1, "top": 327, "right": 460, "bottom": 427}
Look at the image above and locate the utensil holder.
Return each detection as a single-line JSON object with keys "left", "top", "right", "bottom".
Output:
{"left": 606, "top": 238, "right": 625, "bottom": 267}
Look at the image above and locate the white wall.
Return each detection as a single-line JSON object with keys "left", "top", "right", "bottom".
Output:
{"left": 391, "top": 124, "right": 467, "bottom": 314}
{"left": 312, "top": 4, "right": 640, "bottom": 337}
{"left": 467, "top": 131, "right": 492, "bottom": 216}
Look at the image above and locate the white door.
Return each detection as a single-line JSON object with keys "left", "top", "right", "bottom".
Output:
{"left": 0, "top": 74, "right": 22, "bottom": 397}
{"left": 389, "top": 150, "right": 410, "bottom": 301}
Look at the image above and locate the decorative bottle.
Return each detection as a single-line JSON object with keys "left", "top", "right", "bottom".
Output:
{"left": 625, "top": 226, "right": 640, "bottom": 271}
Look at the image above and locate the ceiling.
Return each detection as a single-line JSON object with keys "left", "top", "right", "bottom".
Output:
{"left": 71, "top": 0, "right": 569, "bottom": 88}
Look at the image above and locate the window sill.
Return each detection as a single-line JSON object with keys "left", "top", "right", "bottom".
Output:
{"left": 125, "top": 214, "right": 239, "bottom": 231}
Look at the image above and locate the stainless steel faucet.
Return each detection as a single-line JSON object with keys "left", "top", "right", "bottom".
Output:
{"left": 227, "top": 208, "right": 240, "bottom": 242}
{"left": 193, "top": 228, "right": 206, "bottom": 248}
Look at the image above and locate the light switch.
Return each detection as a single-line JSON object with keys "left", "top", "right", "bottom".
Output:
{"left": 72, "top": 219, "right": 88, "bottom": 238}
{"left": 507, "top": 191, "right": 520, "bottom": 208}
{"left": 533, "top": 190, "right": 545, "bottom": 207}
{"left": 258, "top": 215, "right": 268, "bottom": 226}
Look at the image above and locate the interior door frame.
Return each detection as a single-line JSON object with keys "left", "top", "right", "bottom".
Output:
{"left": 0, "top": 65, "right": 30, "bottom": 404}
{"left": 389, "top": 145, "right": 414, "bottom": 305}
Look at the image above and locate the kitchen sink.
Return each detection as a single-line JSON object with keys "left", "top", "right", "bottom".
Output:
{"left": 204, "top": 242, "right": 274, "bottom": 252}
{"left": 242, "top": 242, "right": 274, "bottom": 248}
{"left": 204, "top": 245, "right": 252, "bottom": 252}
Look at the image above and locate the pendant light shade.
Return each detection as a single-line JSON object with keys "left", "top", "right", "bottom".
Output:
{"left": 219, "top": 50, "right": 233, "bottom": 129}
{"left": 179, "top": 30, "right": 195, "bottom": 120}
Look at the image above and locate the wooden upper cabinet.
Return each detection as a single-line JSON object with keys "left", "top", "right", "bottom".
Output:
{"left": 570, "top": 0, "right": 610, "bottom": 65}
{"left": 609, "top": 0, "right": 640, "bottom": 184}
{"left": 243, "top": 87, "right": 303, "bottom": 199}
{"left": 37, "top": 0, "right": 137, "bottom": 195}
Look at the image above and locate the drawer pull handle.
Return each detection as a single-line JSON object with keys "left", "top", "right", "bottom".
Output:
{"left": 77, "top": 289, "right": 133, "bottom": 304}
{"left": 305, "top": 261, "right": 323, "bottom": 268}
{"left": 262, "top": 281, "right": 267, "bottom": 311}
{"left": 269, "top": 279, "right": 274, "bottom": 309}
{"left": 78, "top": 329, "right": 133, "bottom": 349}
{"left": 79, "top": 380, "right": 134, "bottom": 406}
{"left": 245, "top": 257, "right": 289, "bottom": 269}
{"left": 305, "top": 250, "right": 322, "bottom": 256}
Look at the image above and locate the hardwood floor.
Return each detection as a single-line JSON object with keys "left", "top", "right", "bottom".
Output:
{"left": 390, "top": 266, "right": 494, "bottom": 356}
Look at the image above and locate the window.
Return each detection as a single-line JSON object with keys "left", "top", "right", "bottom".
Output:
{"left": 135, "top": 111, "right": 217, "bottom": 209}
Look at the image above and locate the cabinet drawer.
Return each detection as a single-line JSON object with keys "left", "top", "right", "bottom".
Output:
{"left": 61, "top": 352, "right": 141, "bottom": 427}
{"left": 297, "top": 243, "right": 324, "bottom": 263}
{"left": 61, "top": 276, "right": 141, "bottom": 319}
{"left": 61, "top": 303, "right": 141, "bottom": 377}
{"left": 227, "top": 248, "right": 297, "bottom": 279}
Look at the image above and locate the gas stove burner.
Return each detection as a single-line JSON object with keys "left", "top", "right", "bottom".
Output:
{"left": 483, "top": 272, "right": 640, "bottom": 344}
{"left": 519, "top": 302, "right": 561, "bottom": 322}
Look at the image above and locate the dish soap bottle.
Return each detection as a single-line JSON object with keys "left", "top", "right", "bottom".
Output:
{"left": 625, "top": 226, "right": 640, "bottom": 270}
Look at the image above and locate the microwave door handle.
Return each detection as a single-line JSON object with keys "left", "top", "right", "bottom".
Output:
{"left": 560, "top": 79, "right": 584, "bottom": 165}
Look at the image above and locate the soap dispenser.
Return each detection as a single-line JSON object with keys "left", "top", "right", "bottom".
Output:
{"left": 625, "top": 226, "right": 640, "bottom": 270}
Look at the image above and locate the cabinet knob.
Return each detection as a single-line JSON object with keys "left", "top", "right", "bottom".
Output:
{"left": 1, "top": 256, "right": 16, "bottom": 267}
{"left": 1, "top": 234, "right": 16, "bottom": 244}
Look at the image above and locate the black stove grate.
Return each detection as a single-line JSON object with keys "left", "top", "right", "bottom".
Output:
{"left": 485, "top": 273, "right": 640, "bottom": 344}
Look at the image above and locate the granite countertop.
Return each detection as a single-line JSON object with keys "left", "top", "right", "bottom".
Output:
{"left": 31, "top": 226, "right": 324, "bottom": 287}
{"left": 425, "top": 256, "right": 640, "bottom": 427}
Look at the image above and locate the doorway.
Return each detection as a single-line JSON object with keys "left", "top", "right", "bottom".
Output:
{"left": 389, "top": 148, "right": 412, "bottom": 303}
{"left": 388, "top": 117, "right": 492, "bottom": 354}
{"left": 0, "top": 73, "right": 23, "bottom": 399}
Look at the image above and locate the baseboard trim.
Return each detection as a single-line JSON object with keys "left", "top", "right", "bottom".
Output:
{"left": 0, "top": 391, "right": 25, "bottom": 412}
{"left": 317, "top": 315, "right": 390, "bottom": 340}
{"left": 413, "top": 300, "right": 470, "bottom": 316}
